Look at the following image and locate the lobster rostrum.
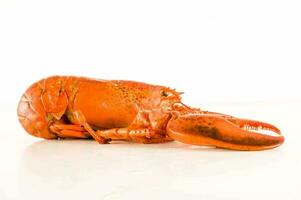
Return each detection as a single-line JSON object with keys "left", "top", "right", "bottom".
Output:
{"left": 18, "top": 76, "right": 284, "bottom": 151}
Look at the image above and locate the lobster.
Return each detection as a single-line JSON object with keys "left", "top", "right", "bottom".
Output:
{"left": 17, "top": 76, "right": 284, "bottom": 151}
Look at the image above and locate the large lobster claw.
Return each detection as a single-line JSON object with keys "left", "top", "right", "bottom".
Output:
{"left": 166, "top": 114, "right": 284, "bottom": 151}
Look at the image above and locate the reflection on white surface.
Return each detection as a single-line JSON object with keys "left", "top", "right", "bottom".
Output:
{"left": 19, "top": 140, "right": 219, "bottom": 199}
{"left": 18, "top": 140, "right": 283, "bottom": 200}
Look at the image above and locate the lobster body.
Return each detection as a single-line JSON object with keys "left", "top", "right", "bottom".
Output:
{"left": 18, "top": 76, "right": 284, "bottom": 150}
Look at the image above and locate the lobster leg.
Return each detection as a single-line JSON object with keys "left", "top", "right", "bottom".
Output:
{"left": 73, "top": 111, "right": 111, "bottom": 144}
{"left": 96, "top": 128, "right": 173, "bottom": 143}
{"left": 72, "top": 110, "right": 171, "bottom": 144}
{"left": 167, "top": 114, "right": 284, "bottom": 151}
{"left": 49, "top": 123, "right": 90, "bottom": 139}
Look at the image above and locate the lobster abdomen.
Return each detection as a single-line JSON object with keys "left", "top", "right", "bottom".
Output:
{"left": 17, "top": 78, "right": 57, "bottom": 139}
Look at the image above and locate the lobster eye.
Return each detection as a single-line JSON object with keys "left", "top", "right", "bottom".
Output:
{"left": 162, "top": 90, "right": 172, "bottom": 97}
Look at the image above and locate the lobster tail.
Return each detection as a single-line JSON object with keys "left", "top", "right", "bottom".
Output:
{"left": 18, "top": 84, "right": 52, "bottom": 139}
{"left": 166, "top": 114, "right": 284, "bottom": 151}
{"left": 17, "top": 78, "right": 64, "bottom": 139}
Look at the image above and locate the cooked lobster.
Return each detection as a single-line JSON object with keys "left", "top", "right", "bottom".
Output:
{"left": 17, "top": 76, "right": 284, "bottom": 150}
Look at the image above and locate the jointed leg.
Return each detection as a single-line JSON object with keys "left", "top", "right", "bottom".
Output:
{"left": 73, "top": 111, "right": 110, "bottom": 143}
{"left": 96, "top": 128, "right": 173, "bottom": 143}
{"left": 72, "top": 110, "right": 173, "bottom": 144}
{"left": 49, "top": 122, "right": 90, "bottom": 139}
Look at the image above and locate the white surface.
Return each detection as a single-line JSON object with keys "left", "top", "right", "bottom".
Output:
{"left": 1, "top": 101, "right": 301, "bottom": 200}
{"left": 1, "top": 0, "right": 301, "bottom": 199}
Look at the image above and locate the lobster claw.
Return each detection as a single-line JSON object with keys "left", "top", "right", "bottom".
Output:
{"left": 166, "top": 114, "right": 284, "bottom": 151}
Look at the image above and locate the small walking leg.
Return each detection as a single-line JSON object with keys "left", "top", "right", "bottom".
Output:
{"left": 73, "top": 110, "right": 110, "bottom": 143}
{"left": 96, "top": 128, "right": 173, "bottom": 143}
{"left": 49, "top": 122, "right": 90, "bottom": 139}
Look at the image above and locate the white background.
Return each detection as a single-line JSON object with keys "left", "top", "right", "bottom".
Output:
{"left": 0, "top": 0, "right": 300, "bottom": 200}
